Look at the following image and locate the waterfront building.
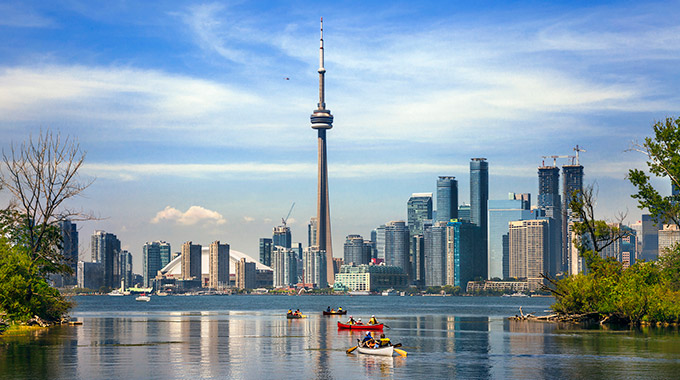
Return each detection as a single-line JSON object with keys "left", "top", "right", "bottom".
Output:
{"left": 209, "top": 241, "right": 230, "bottom": 289}
{"left": 59, "top": 219, "right": 78, "bottom": 285}
{"left": 436, "top": 176, "right": 458, "bottom": 223}
{"left": 466, "top": 280, "right": 530, "bottom": 293}
{"left": 77, "top": 261, "right": 103, "bottom": 290}
{"left": 659, "top": 224, "right": 680, "bottom": 257}
{"left": 446, "top": 220, "right": 477, "bottom": 287}
{"left": 272, "top": 246, "right": 297, "bottom": 287}
{"left": 119, "top": 250, "right": 133, "bottom": 289}
{"left": 487, "top": 197, "right": 535, "bottom": 280}
{"left": 91, "top": 230, "right": 121, "bottom": 288}
{"left": 181, "top": 241, "right": 202, "bottom": 281}
{"left": 424, "top": 221, "right": 447, "bottom": 286}
{"left": 310, "top": 19, "right": 335, "bottom": 284}
{"left": 384, "top": 221, "right": 410, "bottom": 276}
{"left": 562, "top": 163, "right": 584, "bottom": 274}
{"left": 538, "top": 165, "right": 562, "bottom": 276}
{"left": 470, "top": 158, "right": 489, "bottom": 280}
{"left": 302, "top": 246, "right": 327, "bottom": 288}
{"left": 458, "top": 204, "right": 471, "bottom": 222}
{"left": 333, "top": 264, "right": 408, "bottom": 292}
{"left": 259, "top": 238, "right": 273, "bottom": 266}
{"left": 143, "top": 241, "right": 162, "bottom": 287}
{"left": 509, "top": 219, "right": 550, "bottom": 289}
{"left": 236, "top": 257, "right": 256, "bottom": 289}
{"left": 273, "top": 225, "right": 291, "bottom": 249}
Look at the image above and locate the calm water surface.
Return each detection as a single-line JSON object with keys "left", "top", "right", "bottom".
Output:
{"left": 1, "top": 295, "right": 679, "bottom": 379}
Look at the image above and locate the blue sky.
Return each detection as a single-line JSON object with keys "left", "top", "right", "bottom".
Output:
{"left": 1, "top": 1, "right": 679, "bottom": 271}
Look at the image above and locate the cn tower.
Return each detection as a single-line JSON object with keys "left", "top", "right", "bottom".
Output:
{"left": 310, "top": 18, "right": 334, "bottom": 284}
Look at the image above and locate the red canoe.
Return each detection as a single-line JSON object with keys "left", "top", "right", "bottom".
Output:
{"left": 337, "top": 322, "right": 384, "bottom": 330}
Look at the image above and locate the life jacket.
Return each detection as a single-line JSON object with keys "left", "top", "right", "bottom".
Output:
{"left": 380, "top": 337, "right": 390, "bottom": 346}
{"left": 369, "top": 317, "right": 378, "bottom": 324}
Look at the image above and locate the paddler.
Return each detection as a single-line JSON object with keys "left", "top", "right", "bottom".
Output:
{"left": 361, "top": 332, "right": 374, "bottom": 347}
{"left": 347, "top": 315, "right": 356, "bottom": 325}
{"left": 368, "top": 315, "right": 378, "bottom": 325}
{"left": 378, "top": 333, "right": 391, "bottom": 347}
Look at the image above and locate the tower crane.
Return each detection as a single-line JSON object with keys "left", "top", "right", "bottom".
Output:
{"left": 541, "top": 155, "right": 573, "bottom": 167}
{"left": 574, "top": 145, "right": 587, "bottom": 165}
{"left": 282, "top": 202, "right": 295, "bottom": 227}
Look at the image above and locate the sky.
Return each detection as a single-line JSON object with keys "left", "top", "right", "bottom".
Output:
{"left": 1, "top": 0, "right": 679, "bottom": 272}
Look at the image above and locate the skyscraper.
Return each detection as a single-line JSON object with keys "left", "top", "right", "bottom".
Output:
{"left": 308, "top": 217, "right": 318, "bottom": 247}
{"left": 384, "top": 221, "right": 410, "bottom": 275}
{"left": 538, "top": 165, "right": 562, "bottom": 276}
{"left": 310, "top": 18, "right": 335, "bottom": 285}
{"left": 259, "top": 238, "right": 273, "bottom": 266}
{"left": 344, "top": 235, "right": 367, "bottom": 265}
{"left": 424, "top": 221, "right": 447, "bottom": 286}
{"left": 59, "top": 219, "right": 78, "bottom": 285}
{"left": 181, "top": 241, "right": 202, "bottom": 281}
{"left": 272, "top": 246, "right": 298, "bottom": 287}
{"left": 436, "top": 176, "right": 458, "bottom": 223}
{"left": 303, "top": 246, "right": 327, "bottom": 288}
{"left": 236, "top": 258, "right": 256, "bottom": 289}
{"left": 119, "top": 250, "right": 133, "bottom": 289}
{"left": 446, "top": 220, "right": 476, "bottom": 287}
{"left": 91, "top": 230, "right": 121, "bottom": 288}
{"left": 470, "top": 158, "right": 489, "bottom": 280}
{"left": 562, "top": 163, "right": 584, "bottom": 273}
{"left": 273, "top": 225, "right": 292, "bottom": 248}
{"left": 143, "top": 241, "right": 162, "bottom": 288}
{"left": 159, "top": 241, "right": 171, "bottom": 269}
{"left": 408, "top": 192, "right": 433, "bottom": 282}
{"left": 509, "top": 219, "right": 550, "bottom": 288}
{"left": 458, "top": 204, "right": 471, "bottom": 222}
{"left": 209, "top": 241, "right": 229, "bottom": 289}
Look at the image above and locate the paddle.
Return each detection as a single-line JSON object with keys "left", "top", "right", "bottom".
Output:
{"left": 394, "top": 348, "right": 407, "bottom": 357}
{"left": 346, "top": 345, "right": 358, "bottom": 354}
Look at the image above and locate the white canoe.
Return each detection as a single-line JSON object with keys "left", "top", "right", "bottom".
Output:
{"left": 357, "top": 346, "right": 394, "bottom": 356}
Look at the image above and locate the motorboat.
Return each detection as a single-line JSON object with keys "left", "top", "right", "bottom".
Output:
{"left": 135, "top": 294, "right": 151, "bottom": 302}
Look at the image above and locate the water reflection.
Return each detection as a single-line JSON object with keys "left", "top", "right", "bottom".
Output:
{"left": 1, "top": 309, "right": 680, "bottom": 379}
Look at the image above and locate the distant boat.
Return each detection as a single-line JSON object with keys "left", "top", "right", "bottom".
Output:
{"left": 108, "top": 290, "right": 124, "bottom": 296}
{"left": 381, "top": 289, "right": 399, "bottom": 296}
{"left": 156, "top": 292, "right": 168, "bottom": 296}
{"left": 348, "top": 291, "right": 371, "bottom": 296}
{"left": 503, "top": 292, "right": 528, "bottom": 298}
{"left": 323, "top": 310, "right": 347, "bottom": 315}
{"left": 135, "top": 294, "right": 151, "bottom": 302}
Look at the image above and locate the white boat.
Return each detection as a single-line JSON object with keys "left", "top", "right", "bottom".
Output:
{"left": 135, "top": 294, "right": 151, "bottom": 302}
{"left": 108, "top": 290, "right": 124, "bottom": 296}
{"left": 381, "top": 289, "right": 399, "bottom": 296}
{"left": 357, "top": 346, "right": 395, "bottom": 356}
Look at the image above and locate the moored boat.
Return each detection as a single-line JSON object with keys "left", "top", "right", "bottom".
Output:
{"left": 323, "top": 310, "right": 347, "bottom": 315}
{"left": 135, "top": 294, "right": 150, "bottom": 302}
{"left": 357, "top": 346, "right": 395, "bottom": 356}
{"left": 337, "top": 322, "right": 383, "bottom": 330}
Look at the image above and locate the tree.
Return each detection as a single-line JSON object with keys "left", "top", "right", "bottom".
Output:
{"left": 628, "top": 117, "right": 680, "bottom": 228}
{"left": 0, "top": 131, "right": 92, "bottom": 323}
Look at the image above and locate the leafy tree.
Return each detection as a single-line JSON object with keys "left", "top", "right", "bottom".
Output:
{"left": 628, "top": 117, "right": 680, "bottom": 227}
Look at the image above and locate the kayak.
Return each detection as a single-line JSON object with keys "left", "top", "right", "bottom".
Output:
{"left": 337, "top": 322, "right": 383, "bottom": 330}
{"left": 323, "top": 310, "right": 347, "bottom": 315}
{"left": 357, "top": 346, "right": 394, "bottom": 356}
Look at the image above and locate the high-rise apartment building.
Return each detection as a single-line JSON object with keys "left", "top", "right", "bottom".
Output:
{"left": 487, "top": 197, "right": 535, "bottom": 280}
{"left": 181, "top": 241, "right": 202, "bottom": 281}
{"left": 640, "top": 214, "right": 662, "bottom": 261}
{"left": 411, "top": 234, "right": 425, "bottom": 285}
{"left": 538, "top": 165, "right": 562, "bottom": 276}
{"left": 273, "top": 225, "right": 292, "bottom": 248}
{"left": 209, "top": 241, "right": 230, "bottom": 289}
{"left": 509, "top": 219, "right": 550, "bottom": 288}
{"left": 384, "top": 221, "right": 410, "bottom": 276}
{"left": 143, "top": 241, "right": 164, "bottom": 287}
{"left": 119, "top": 250, "right": 133, "bottom": 289}
{"left": 458, "top": 204, "right": 471, "bottom": 222}
{"left": 159, "top": 242, "right": 172, "bottom": 269}
{"left": 259, "top": 238, "right": 273, "bottom": 266}
{"left": 424, "top": 221, "right": 447, "bottom": 286}
{"left": 374, "top": 225, "right": 386, "bottom": 260}
{"left": 272, "top": 246, "right": 298, "bottom": 287}
{"left": 562, "top": 163, "right": 584, "bottom": 273}
{"left": 436, "top": 176, "right": 458, "bottom": 223}
{"left": 408, "top": 193, "right": 433, "bottom": 282}
{"left": 303, "top": 246, "right": 327, "bottom": 288}
{"left": 470, "top": 158, "right": 489, "bottom": 280}
{"left": 236, "top": 257, "right": 256, "bottom": 289}
{"left": 344, "top": 235, "right": 369, "bottom": 265}
{"left": 91, "top": 230, "right": 121, "bottom": 288}
{"left": 59, "top": 219, "right": 78, "bottom": 285}
{"left": 308, "top": 217, "right": 318, "bottom": 247}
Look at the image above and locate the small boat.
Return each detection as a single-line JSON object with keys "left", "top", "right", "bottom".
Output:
{"left": 108, "top": 290, "right": 124, "bottom": 296}
{"left": 323, "top": 310, "right": 347, "bottom": 315}
{"left": 357, "top": 346, "right": 395, "bottom": 356}
{"left": 135, "top": 294, "right": 151, "bottom": 302}
{"left": 287, "top": 313, "right": 306, "bottom": 319}
{"left": 337, "top": 322, "right": 384, "bottom": 330}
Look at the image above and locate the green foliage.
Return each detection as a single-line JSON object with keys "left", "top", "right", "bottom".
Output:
{"left": 628, "top": 117, "right": 680, "bottom": 227}
{"left": 0, "top": 238, "right": 72, "bottom": 322}
{"left": 551, "top": 245, "right": 680, "bottom": 324}
{"left": 442, "top": 285, "right": 461, "bottom": 295}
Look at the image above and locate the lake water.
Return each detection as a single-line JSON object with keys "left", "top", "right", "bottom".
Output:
{"left": 1, "top": 295, "right": 679, "bottom": 379}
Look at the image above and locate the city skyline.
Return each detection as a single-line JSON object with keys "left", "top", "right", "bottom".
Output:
{"left": 1, "top": 1, "right": 680, "bottom": 272}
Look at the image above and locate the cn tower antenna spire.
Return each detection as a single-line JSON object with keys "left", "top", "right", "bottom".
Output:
{"left": 318, "top": 17, "right": 326, "bottom": 110}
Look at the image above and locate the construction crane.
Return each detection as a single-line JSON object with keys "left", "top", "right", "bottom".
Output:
{"left": 541, "top": 155, "right": 573, "bottom": 167}
{"left": 573, "top": 145, "right": 587, "bottom": 165}
{"left": 282, "top": 202, "right": 295, "bottom": 227}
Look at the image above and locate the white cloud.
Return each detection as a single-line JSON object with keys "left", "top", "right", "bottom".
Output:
{"left": 151, "top": 205, "right": 226, "bottom": 226}
{"left": 243, "top": 216, "right": 255, "bottom": 223}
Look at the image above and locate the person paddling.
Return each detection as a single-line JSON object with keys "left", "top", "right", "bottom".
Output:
{"left": 361, "top": 332, "right": 374, "bottom": 347}
{"left": 378, "top": 333, "right": 391, "bottom": 347}
{"left": 368, "top": 315, "right": 378, "bottom": 325}
{"left": 347, "top": 315, "right": 356, "bottom": 325}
